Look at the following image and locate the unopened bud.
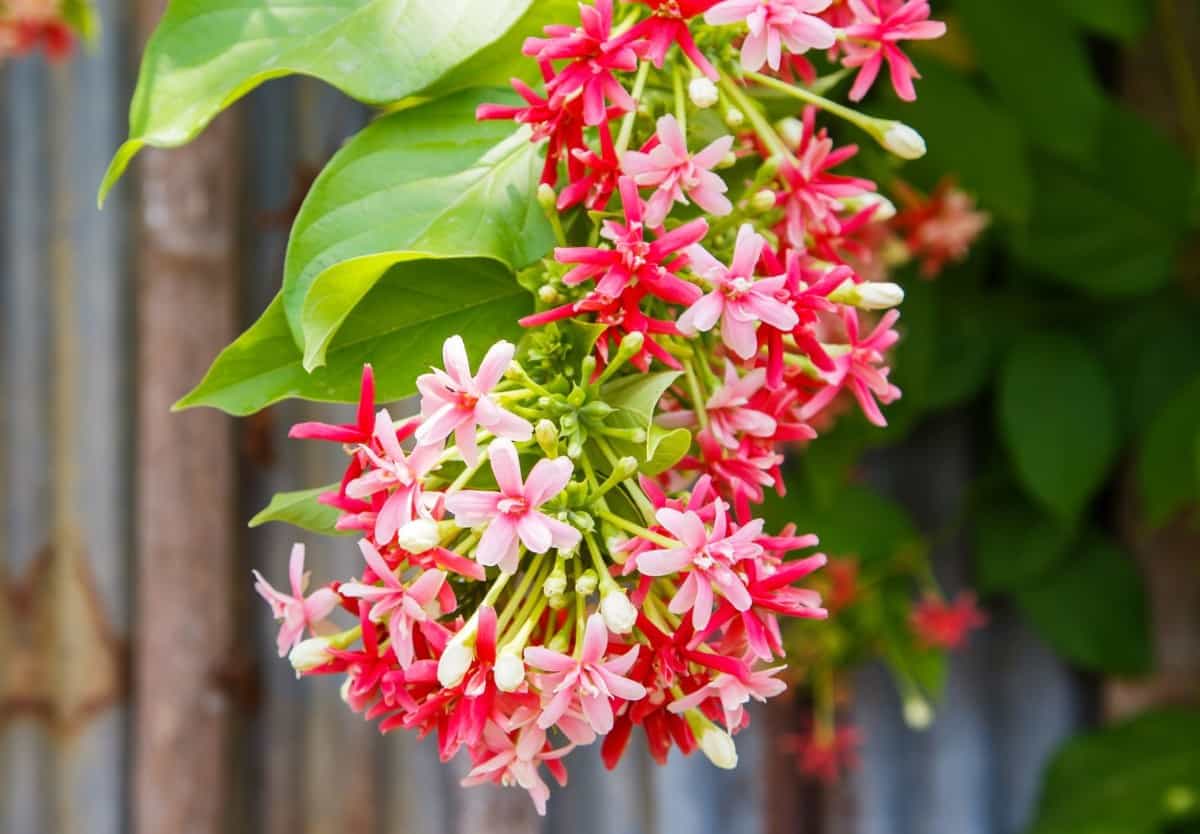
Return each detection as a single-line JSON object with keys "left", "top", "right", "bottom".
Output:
{"left": 494, "top": 650, "right": 526, "bottom": 692}
{"left": 717, "top": 151, "right": 738, "bottom": 169}
{"left": 842, "top": 192, "right": 896, "bottom": 221}
{"left": 699, "top": 727, "right": 739, "bottom": 769}
{"left": 880, "top": 122, "right": 926, "bottom": 160}
{"left": 397, "top": 518, "right": 440, "bottom": 554}
{"left": 723, "top": 107, "right": 745, "bottom": 128}
{"left": 537, "top": 284, "right": 561, "bottom": 304}
{"left": 856, "top": 281, "right": 905, "bottom": 310}
{"left": 535, "top": 419, "right": 559, "bottom": 457}
{"left": 903, "top": 695, "right": 933, "bottom": 729}
{"left": 575, "top": 570, "right": 599, "bottom": 595}
{"left": 600, "top": 588, "right": 638, "bottom": 634}
{"left": 688, "top": 77, "right": 719, "bottom": 109}
{"left": 749, "top": 189, "right": 777, "bottom": 214}
{"left": 537, "top": 182, "right": 558, "bottom": 211}
{"left": 776, "top": 117, "right": 803, "bottom": 149}
{"left": 543, "top": 566, "right": 568, "bottom": 598}
{"left": 437, "top": 638, "right": 475, "bottom": 688}
{"left": 289, "top": 637, "right": 332, "bottom": 674}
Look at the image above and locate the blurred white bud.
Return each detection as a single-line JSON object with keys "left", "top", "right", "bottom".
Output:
{"left": 857, "top": 282, "right": 905, "bottom": 310}
{"left": 494, "top": 650, "right": 526, "bottom": 692}
{"left": 882, "top": 122, "right": 926, "bottom": 160}
{"left": 688, "top": 77, "right": 719, "bottom": 109}
{"left": 699, "top": 727, "right": 739, "bottom": 770}
{"left": 842, "top": 192, "right": 897, "bottom": 221}
{"left": 397, "top": 518, "right": 440, "bottom": 554}
{"left": 903, "top": 695, "right": 934, "bottom": 729}
{"left": 776, "top": 116, "right": 804, "bottom": 149}
{"left": 749, "top": 189, "right": 777, "bottom": 214}
{"left": 724, "top": 107, "right": 745, "bottom": 128}
{"left": 600, "top": 588, "right": 638, "bottom": 634}
{"left": 289, "top": 637, "right": 332, "bottom": 675}
{"left": 575, "top": 570, "right": 599, "bottom": 595}
{"left": 543, "top": 572, "right": 567, "bottom": 598}
{"left": 437, "top": 638, "right": 475, "bottom": 688}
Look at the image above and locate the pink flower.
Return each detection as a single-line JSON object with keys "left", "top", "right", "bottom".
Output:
{"left": 678, "top": 224, "right": 800, "bottom": 360}
{"left": 461, "top": 720, "right": 572, "bottom": 815}
{"left": 289, "top": 363, "right": 377, "bottom": 444}
{"left": 797, "top": 307, "right": 901, "bottom": 427}
{"left": 669, "top": 658, "right": 787, "bottom": 727}
{"left": 524, "top": 613, "right": 647, "bottom": 735}
{"left": 523, "top": 0, "right": 643, "bottom": 125}
{"left": 252, "top": 543, "right": 340, "bottom": 657}
{"left": 415, "top": 335, "right": 532, "bottom": 466}
{"left": 637, "top": 504, "right": 764, "bottom": 629}
{"left": 892, "top": 180, "right": 990, "bottom": 277}
{"left": 444, "top": 438, "right": 580, "bottom": 573}
{"left": 556, "top": 177, "right": 708, "bottom": 306}
{"left": 842, "top": 0, "right": 946, "bottom": 102}
{"left": 705, "top": 0, "right": 836, "bottom": 71}
{"left": 338, "top": 539, "right": 449, "bottom": 668}
{"left": 911, "top": 591, "right": 987, "bottom": 649}
{"left": 346, "top": 409, "right": 441, "bottom": 545}
{"left": 612, "top": 0, "right": 721, "bottom": 79}
{"left": 622, "top": 115, "right": 733, "bottom": 227}
{"left": 659, "top": 364, "right": 777, "bottom": 449}
{"left": 782, "top": 723, "right": 860, "bottom": 784}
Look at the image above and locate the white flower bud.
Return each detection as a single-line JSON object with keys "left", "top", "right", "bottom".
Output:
{"left": 575, "top": 570, "right": 599, "bottom": 595}
{"left": 723, "top": 107, "right": 745, "bottom": 128}
{"left": 537, "top": 284, "right": 561, "bottom": 305}
{"left": 749, "top": 189, "right": 777, "bottom": 214}
{"left": 881, "top": 122, "right": 926, "bottom": 160}
{"left": 494, "top": 650, "right": 526, "bottom": 692}
{"left": 776, "top": 116, "right": 804, "bottom": 149}
{"left": 688, "top": 77, "right": 719, "bottom": 109}
{"left": 699, "top": 727, "right": 739, "bottom": 770}
{"left": 857, "top": 282, "right": 905, "bottom": 310}
{"left": 289, "top": 637, "right": 332, "bottom": 674}
{"left": 600, "top": 588, "right": 638, "bottom": 634}
{"left": 339, "top": 676, "right": 355, "bottom": 705}
{"left": 437, "top": 638, "right": 475, "bottom": 688}
{"left": 903, "top": 695, "right": 933, "bottom": 730}
{"left": 543, "top": 572, "right": 567, "bottom": 598}
{"left": 397, "top": 518, "right": 440, "bottom": 554}
{"left": 842, "top": 192, "right": 897, "bottom": 221}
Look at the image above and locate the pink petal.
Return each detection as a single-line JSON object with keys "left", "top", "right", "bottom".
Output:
{"left": 442, "top": 335, "right": 472, "bottom": 387}
{"left": 523, "top": 456, "right": 574, "bottom": 507}
{"left": 488, "top": 438, "right": 525, "bottom": 497}
{"left": 477, "top": 515, "right": 520, "bottom": 570}
{"left": 516, "top": 513, "right": 553, "bottom": 553}
{"left": 445, "top": 490, "right": 501, "bottom": 527}
{"left": 475, "top": 340, "right": 514, "bottom": 393}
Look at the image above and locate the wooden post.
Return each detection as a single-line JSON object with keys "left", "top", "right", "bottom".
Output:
{"left": 132, "top": 0, "right": 241, "bottom": 828}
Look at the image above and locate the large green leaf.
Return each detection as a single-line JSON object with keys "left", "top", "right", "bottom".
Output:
{"left": 602, "top": 372, "right": 683, "bottom": 424}
{"left": 1052, "top": 0, "right": 1150, "bottom": 42}
{"left": 971, "top": 493, "right": 1073, "bottom": 594}
{"left": 1027, "top": 709, "right": 1200, "bottom": 834}
{"left": 176, "top": 258, "right": 530, "bottom": 415}
{"left": 1137, "top": 375, "right": 1200, "bottom": 527}
{"left": 1014, "top": 532, "right": 1150, "bottom": 675}
{"left": 286, "top": 90, "right": 553, "bottom": 367}
{"left": 998, "top": 332, "right": 1118, "bottom": 522}
{"left": 250, "top": 484, "right": 349, "bottom": 536}
{"left": 99, "top": 0, "right": 569, "bottom": 201}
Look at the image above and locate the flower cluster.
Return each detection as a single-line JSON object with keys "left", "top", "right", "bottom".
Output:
{"left": 0, "top": 0, "right": 78, "bottom": 61}
{"left": 254, "top": 0, "right": 963, "bottom": 813}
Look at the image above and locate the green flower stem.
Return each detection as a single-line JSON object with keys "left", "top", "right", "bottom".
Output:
{"left": 673, "top": 64, "right": 688, "bottom": 136}
{"left": 744, "top": 69, "right": 884, "bottom": 140}
{"left": 495, "top": 551, "right": 549, "bottom": 632}
{"left": 683, "top": 359, "right": 710, "bottom": 431}
{"left": 597, "top": 508, "right": 678, "bottom": 549}
{"left": 617, "top": 60, "right": 653, "bottom": 156}
{"left": 718, "top": 70, "right": 790, "bottom": 160}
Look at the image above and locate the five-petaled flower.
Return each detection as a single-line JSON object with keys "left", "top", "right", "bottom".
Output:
{"left": 253, "top": 543, "right": 340, "bottom": 657}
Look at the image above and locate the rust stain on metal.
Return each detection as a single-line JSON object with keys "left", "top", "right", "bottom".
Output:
{"left": 0, "top": 544, "right": 128, "bottom": 735}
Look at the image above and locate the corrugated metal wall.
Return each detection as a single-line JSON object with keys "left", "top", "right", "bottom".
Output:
{"left": 1, "top": 4, "right": 1091, "bottom": 831}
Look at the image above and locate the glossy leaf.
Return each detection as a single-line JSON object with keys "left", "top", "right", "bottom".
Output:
{"left": 99, "top": 0, "right": 564, "bottom": 201}
{"left": 176, "top": 259, "right": 530, "bottom": 415}
{"left": 286, "top": 90, "right": 553, "bottom": 366}
{"left": 1052, "top": 0, "right": 1150, "bottom": 41}
{"left": 1027, "top": 709, "right": 1200, "bottom": 834}
{"left": 602, "top": 372, "right": 683, "bottom": 424}
{"left": 250, "top": 485, "right": 348, "bottom": 536}
{"left": 998, "top": 332, "right": 1117, "bottom": 522}
{"left": 1014, "top": 532, "right": 1150, "bottom": 675}
{"left": 972, "top": 495, "right": 1073, "bottom": 593}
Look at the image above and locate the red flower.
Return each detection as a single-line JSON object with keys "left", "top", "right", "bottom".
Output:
{"left": 911, "top": 591, "right": 987, "bottom": 650}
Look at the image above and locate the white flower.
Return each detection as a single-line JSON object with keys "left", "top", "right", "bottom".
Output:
{"left": 437, "top": 638, "right": 475, "bottom": 688}
{"left": 494, "top": 650, "right": 526, "bottom": 692}
{"left": 857, "top": 282, "right": 905, "bottom": 310}
{"left": 600, "top": 589, "right": 638, "bottom": 635}
{"left": 289, "top": 637, "right": 332, "bottom": 674}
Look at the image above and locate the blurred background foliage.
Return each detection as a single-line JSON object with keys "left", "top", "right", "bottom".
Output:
{"left": 768, "top": 0, "right": 1200, "bottom": 828}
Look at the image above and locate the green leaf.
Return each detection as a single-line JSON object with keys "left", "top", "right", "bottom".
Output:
{"left": 61, "top": 0, "right": 100, "bottom": 41}
{"left": 1027, "top": 709, "right": 1200, "bottom": 834}
{"left": 972, "top": 494, "right": 1074, "bottom": 593}
{"left": 601, "top": 372, "right": 683, "bottom": 424}
{"left": 285, "top": 91, "right": 553, "bottom": 365}
{"left": 99, "top": 0, "right": 565, "bottom": 201}
{"left": 1138, "top": 375, "right": 1200, "bottom": 527}
{"left": 998, "top": 332, "right": 1118, "bottom": 522}
{"left": 956, "top": 0, "right": 1106, "bottom": 163}
{"left": 879, "top": 59, "right": 1032, "bottom": 223}
{"left": 249, "top": 485, "right": 349, "bottom": 536}
{"left": 176, "top": 258, "right": 530, "bottom": 415}
{"left": 1014, "top": 532, "right": 1150, "bottom": 675}
{"left": 1052, "top": 0, "right": 1150, "bottom": 42}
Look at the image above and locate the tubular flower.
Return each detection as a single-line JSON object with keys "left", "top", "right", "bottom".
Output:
{"left": 622, "top": 114, "right": 734, "bottom": 227}
{"left": 842, "top": 0, "right": 947, "bottom": 102}
{"left": 705, "top": 0, "right": 836, "bottom": 71}
{"left": 252, "top": 543, "right": 339, "bottom": 657}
